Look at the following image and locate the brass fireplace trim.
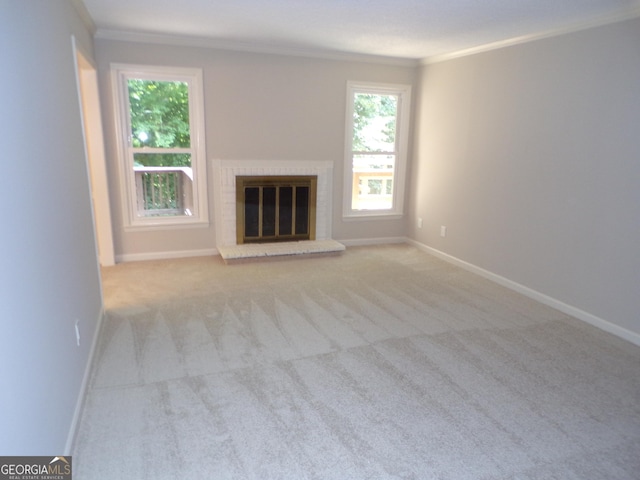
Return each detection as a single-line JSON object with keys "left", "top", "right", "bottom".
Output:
{"left": 236, "top": 175, "right": 317, "bottom": 244}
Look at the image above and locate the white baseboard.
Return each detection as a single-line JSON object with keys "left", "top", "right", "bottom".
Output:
{"left": 65, "top": 307, "right": 106, "bottom": 455}
{"left": 339, "top": 236, "right": 406, "bottom": 247}
{"left": 406, "top": 239, "right": 640, "bottom": 347}
{"left": 116, "top": 248, "right": 218, "bottom": 263}
{"left": 116, "top": 241, "right": 410, "bottom": 262}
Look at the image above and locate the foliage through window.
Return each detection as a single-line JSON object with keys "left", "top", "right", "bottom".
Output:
{"left": 344, "top": 82, "right": 411, "bottom": 217}
{"left": 113, "top": 65, "right": 208, "bottom": 228}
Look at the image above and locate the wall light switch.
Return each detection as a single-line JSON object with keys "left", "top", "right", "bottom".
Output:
{"left": 440, "top": 226, "right": 447, "bottom": 237}
{"left": 417, "top": 218, "right": 423, "bottom": 229}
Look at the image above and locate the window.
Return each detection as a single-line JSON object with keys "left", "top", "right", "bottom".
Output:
{"left": 112, "top": 64, "right": 208, "bottom": 229}
{"left": 343, "top": 82, "right": 411, "bottom": 218}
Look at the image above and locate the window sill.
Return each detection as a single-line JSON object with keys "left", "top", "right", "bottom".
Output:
{"left": 123, "top": 219, "right": 210, "bottom": 232}
{"left": 342, "top": 211, "right": 403, "bottom": 222}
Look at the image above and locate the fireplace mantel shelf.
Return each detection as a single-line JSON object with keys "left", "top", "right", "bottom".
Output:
{"left": 218, "top": 239, "right": 345, "bottom": 264}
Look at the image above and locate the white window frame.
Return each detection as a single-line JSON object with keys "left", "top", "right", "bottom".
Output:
{"left": 343, "top": 81, "right": 411, "bottom": 219}
{"left": 111, "top": 63, "right": 208, "bottom": 230}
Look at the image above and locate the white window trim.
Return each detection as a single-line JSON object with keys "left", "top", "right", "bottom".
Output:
{"left": 111, "top": 63, "right": 209, "bottom": 230}
{"left": 343, "top": 81, "right": 411, "bottom": 219}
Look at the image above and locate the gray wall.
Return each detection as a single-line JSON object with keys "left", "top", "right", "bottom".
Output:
{"left": 410, "top": 17, "right": 640, "bottom": 337}
{"left": 0, "top": 0, "right": 103, "bottom": 454}
{"left": 94, "top": 40, "right": 417, "bottom": 258}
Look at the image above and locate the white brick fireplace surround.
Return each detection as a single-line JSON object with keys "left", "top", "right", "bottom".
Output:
{"left": 213, "top": 159, "right": 335, "bottom": 248}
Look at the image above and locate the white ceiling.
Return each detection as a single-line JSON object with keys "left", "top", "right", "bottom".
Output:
{"left": 81, "top": 0, "right": 640, "bottom": 61}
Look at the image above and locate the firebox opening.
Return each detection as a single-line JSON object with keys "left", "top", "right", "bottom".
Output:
{"left": 236, "top": 175, "right": 317, "bottom": 244}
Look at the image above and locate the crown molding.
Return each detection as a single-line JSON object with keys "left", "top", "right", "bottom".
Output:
{"left": 71, "top": 0, "right": 96, "bottom": 34}
{"left": 421, "top": 6, "right": 640, "bottom": 65}
{"left": 94, "top": 29, "right": 420, "bottom": 67}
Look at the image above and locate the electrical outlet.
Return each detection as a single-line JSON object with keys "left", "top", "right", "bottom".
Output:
{"left": 75, "top": 319, "right": 80, "bottom": 347}
{"left": 440, "top": 226, "right": 447, "bottom": 237}
{"left": 417, "top": 217, "right": 423, "bottom": 229}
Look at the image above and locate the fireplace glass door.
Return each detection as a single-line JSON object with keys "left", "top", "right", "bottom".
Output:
{"left": 236, "top": 176, "right": 316, "bottom": 244}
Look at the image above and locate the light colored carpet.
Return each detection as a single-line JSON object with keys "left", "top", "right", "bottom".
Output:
{"left": 73, "top": 244, "right": 640, "bottom": 479}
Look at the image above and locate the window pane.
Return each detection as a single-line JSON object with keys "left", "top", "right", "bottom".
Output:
{"left": 352, "top": 154, "right": 394, "bottom": 211}
{"left": 133, "top": 154, "right": 193, "bottom": 217}
{"left": 352, "top": 93, "right": 397, "bottom": 152}
{"left": 352, "top": 154, "right": 394, "bottom": 171}
{"left": 139, "top": 172, "right": 180, "bottom": 213}
{"left": 128, "top": 79, "right": 190, "bottom": 148}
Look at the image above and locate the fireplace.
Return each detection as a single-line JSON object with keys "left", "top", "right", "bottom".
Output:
{"left": 236, "top": 175, "right": 317, "bottom": 244}
{"left": 214, "top": 159, "right": 333, "bottom": 248}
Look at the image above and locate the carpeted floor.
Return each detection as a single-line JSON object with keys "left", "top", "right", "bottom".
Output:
{"left": 73, "top": 244, "right": 640, "bottom": 479}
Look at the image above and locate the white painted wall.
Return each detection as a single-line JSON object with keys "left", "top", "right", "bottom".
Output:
{"left": 0, "top": 0, "right": 103, "bottom": 454}
{"left": 94, "top": 40, "right": 417, "bottom": 258}
{"left": 410, "top": 17, "right": 640, "bottom": 338}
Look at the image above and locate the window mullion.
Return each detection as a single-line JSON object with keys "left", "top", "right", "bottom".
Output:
{"left": 352, "top": 151, "right": 396, "bottom": 156}
{"left": 130, "top": 147, "right": 193, "bottom": 155}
